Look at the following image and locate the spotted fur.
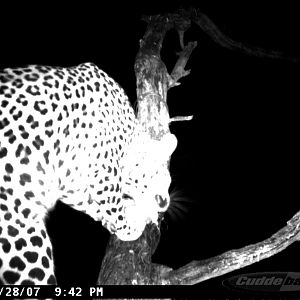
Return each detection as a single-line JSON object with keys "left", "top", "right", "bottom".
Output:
{"left": 0, "top": 62, "right": 176, "bottom": 284}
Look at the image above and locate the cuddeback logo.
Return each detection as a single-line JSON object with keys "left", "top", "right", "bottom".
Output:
{"left": 223, "top": 272, "right": 300, "bottom": 293}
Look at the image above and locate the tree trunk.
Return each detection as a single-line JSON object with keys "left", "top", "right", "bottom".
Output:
{"left": 95, "top": 7, "right": 300, "bottom": 299}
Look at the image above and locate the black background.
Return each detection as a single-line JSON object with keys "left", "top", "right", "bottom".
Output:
{"left": 1, "top": 1, "right": 299, "bottom": 297}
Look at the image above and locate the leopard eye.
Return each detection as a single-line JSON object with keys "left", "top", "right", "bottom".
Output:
{"left": 122, "top": 193, "right": 133, "bottom": 200}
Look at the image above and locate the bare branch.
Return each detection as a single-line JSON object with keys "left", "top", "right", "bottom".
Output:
{"left": 97, "top": 8, "right": 300, "bottom": 291}
{"left": 161, "top": 210, "right": 300, "bottom": 285}
{"left": 170, "top": 115, "right": 193, "bottom": 122}
{"left": 191, "top": 8, "right": 300, "bottom": 62}
{"left": 169, "top": 41, "right": 197, "bottom": 88}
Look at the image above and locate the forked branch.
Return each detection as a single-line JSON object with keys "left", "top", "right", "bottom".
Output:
{"left": 96, "top": 8, "right": 300, "bottom": 291}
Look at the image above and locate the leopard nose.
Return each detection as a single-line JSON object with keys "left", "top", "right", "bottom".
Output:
{"left": 155, "top": 194, "right": 168, "bottom": 208}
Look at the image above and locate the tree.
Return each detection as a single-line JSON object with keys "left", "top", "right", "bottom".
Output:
{"left": 95, "top": 7, "right": 300, "bottom": 296}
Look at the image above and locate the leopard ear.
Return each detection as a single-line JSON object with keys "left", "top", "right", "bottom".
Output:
{"left": 166, "top": 133, "right": 178, "bottom": 155}
{"left": 160, "top": 133, "right": 177, "bottom": 157}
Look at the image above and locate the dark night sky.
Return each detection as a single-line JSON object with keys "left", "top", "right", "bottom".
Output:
{"left": 1, "top": 1, "right": 299, "bottom": 296}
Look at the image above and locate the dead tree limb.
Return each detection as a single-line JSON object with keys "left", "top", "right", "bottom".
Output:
{"left": 190, "top": 7, "right": 300, "bottom": 62}
{"left": 96, "top": 8, "right": 300, "bottom": 293}
{"left": 96, "top": 10, "right": 196, "bottom": 289}
{"left": 162, "top": 210, "right": 300, "bottom": 285}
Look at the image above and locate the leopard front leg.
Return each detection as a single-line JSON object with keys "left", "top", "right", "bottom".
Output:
{"left": 0, "top": 203, "right": 56, "bottom": 285}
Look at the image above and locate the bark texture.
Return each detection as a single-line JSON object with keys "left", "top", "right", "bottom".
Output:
{"left": 95, "top": 8, "right": 300, "bottom": 298}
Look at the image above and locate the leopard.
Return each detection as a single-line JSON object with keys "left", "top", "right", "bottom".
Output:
{"left": 0, "top": 62, "right": 177, "bottom": 285}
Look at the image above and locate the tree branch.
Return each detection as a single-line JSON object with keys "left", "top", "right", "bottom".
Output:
{"left": 190, "top": 8, "right": 300, "bottom": 62}
{"left": 97, "top": 223, "right": 161, "bottom": 285}
{"left": 168, "top": 41, "right": 197, "bottom": 88}
{"left": 162, "top": 210, "right": 300, "bottom": 285}
{"left": 96, "top": 8, "right": 300, "bottom": 293}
